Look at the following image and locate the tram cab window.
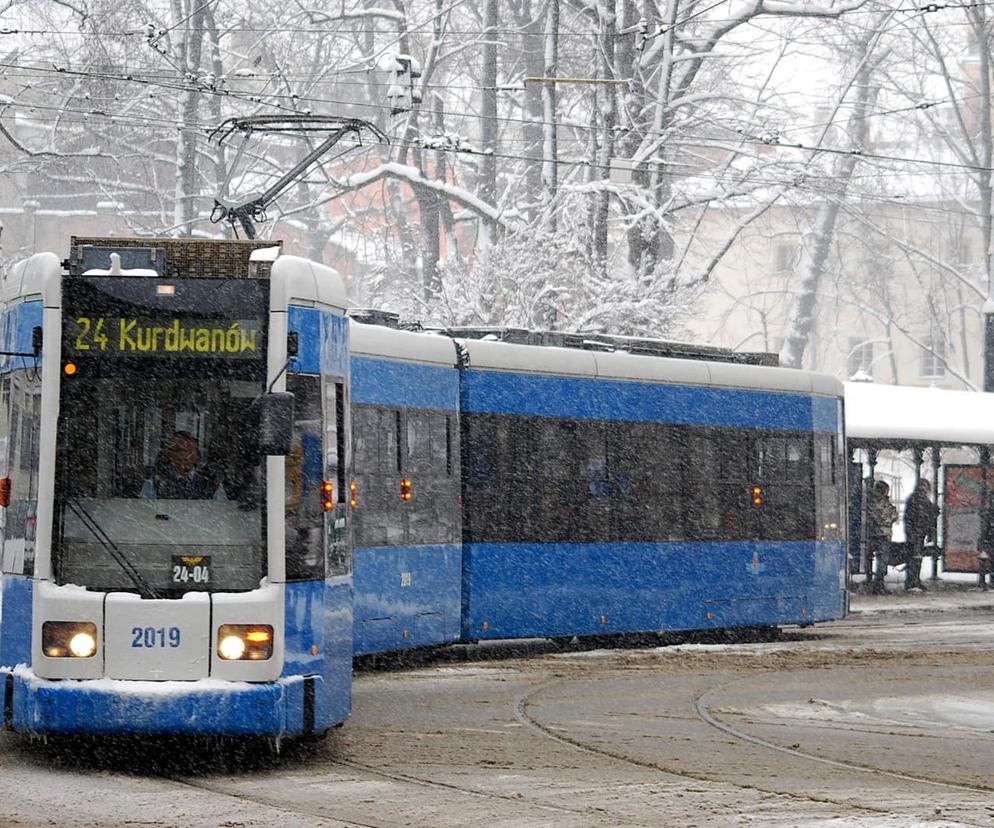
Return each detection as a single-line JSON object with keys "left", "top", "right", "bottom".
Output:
{"left": 55, "top": 375, "right": 266, "bottom": 594}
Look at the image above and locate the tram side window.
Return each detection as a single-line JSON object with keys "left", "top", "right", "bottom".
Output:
{"left": 445, "top": 415, "right": 454, "bottom": 475}
{"left": 532, "top": 418, "right": 606, "bottom": 543}
{"left": 814, "top": 434, "right": 844, "bottom": 541}
{"left": 685, "top": 429, "right": 723, "bottom": 540}
{"left": 351, "top": 404, "right": 392, "bottom": 548}
{"left": 386, "top": 410, "right": 400, "bottom": 472}
{"left": 607, "top": 422, "right": 684, "bottom": 542}
{"left": 510, "top": 416, "right": 540, "bottom": 539}
{"left": 784, "top": 435, "right": 815, "bottom": 538}
{"left": 354, "top": 406, "right": 378, "bottom": 471}
{"left": 285, "top": 374, "right": 325, "bottom": 581}
{"left": 722, "top": 436, "right": 755, "bottom": 541}
{"left": 483, "top": 414, "right": 517, "bottom": 541}
{"left": 461, "top": 413, "right": 499, "bottom": 543}
{"left": 407, "top": 411, "right": 431, "bottom": 471}
{"left": 323, "top": 379, "right": 351, "bottom": 577}
{"left": 785, "top": 438, "right": 808, "bottom": 481}
{"left": 405, "top": 410, "right": 431, "bottom": 545}
{"left": 756, "top": 433, "right": 815, "bottom": 540}
{"left": 429, "top": 412, "right": 449, "bottom": 474}
{"left": 2, "top": 370, "right": 40, "bottom": 576}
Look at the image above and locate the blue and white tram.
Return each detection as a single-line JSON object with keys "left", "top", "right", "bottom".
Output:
{"left": 0, "top": 237, "right": 353, "bottom": 738}
{"left": 347, "top": 322, "right": 848, "bottom": 653}
{"left": 457, "top": 335, "right": 847, "bottom": 639}
{"left": 349, "top": 322, "right": 461, "bottom": 654}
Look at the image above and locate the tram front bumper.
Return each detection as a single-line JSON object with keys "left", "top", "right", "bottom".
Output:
{"left": 3, "top": 667, "right": 314, "bottom": 736}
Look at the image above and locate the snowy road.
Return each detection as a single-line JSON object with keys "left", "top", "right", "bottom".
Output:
{"left": 2, "top": 591, "right": 993, "bottom": 827}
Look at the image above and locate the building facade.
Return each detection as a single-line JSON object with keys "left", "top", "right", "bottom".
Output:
{"left": 685, "top": 199, "right": 985, "bottom": 390}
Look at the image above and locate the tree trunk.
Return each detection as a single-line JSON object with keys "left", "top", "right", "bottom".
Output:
{"left": 174, "top": 0, "right": 205, "bottom": 235}
{"left": 514, "top": 0, "right": 544, "bottom": 219}
{"left": 780, "top": 36, "right": 877, "bottom": 369}
{"left": 479, "top": 0, "right": 499, "bottom": 213}
{"left": 542, "top": 0, "right": 559, "bottom": 209}
{"left": 592, "top": 1, "right": 617, "bottom": 275}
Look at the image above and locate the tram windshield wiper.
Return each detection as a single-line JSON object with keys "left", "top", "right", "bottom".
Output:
{"left": 63, "top": 497, "right": 160, "bottom": 600}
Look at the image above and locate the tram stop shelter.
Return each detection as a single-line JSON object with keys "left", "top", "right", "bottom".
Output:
{"left": 845, "top": 381, "right": 994, "bottom": 586}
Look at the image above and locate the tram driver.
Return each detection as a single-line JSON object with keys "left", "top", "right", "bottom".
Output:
{"left": 140, "top": 431, "right": 227, "bottom": 500}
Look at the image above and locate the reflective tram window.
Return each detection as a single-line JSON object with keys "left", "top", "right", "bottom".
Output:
{"left": 285, "top": 374, "right": 324, "bottom": 580}
{"left": 323, "top": 379, "right": 351, "bottom": 577}
{"left": 1, "top": 370, "right": 40, "bottom": 577}
{"left": 55, "top": 376, "right": 266, "bottom": 594}
{"left": 463, "top": 413, "right": 824, "bottom": 545}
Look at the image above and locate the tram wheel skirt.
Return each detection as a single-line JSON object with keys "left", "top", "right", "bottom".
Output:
{"left": 3, "top": 669, "right": 326, "bottom": 736}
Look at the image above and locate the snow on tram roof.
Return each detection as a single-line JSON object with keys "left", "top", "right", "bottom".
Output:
{"left": 346, "top": 315, "right": 841, "bottom": 396}
{"left": 350, "top": 320, "right": 458, "bottom": 366}
{"left": 463, "top": 337, "right": 842, "bottom": 396}
{"left": 845, "top": 381, "right": 994, "bottom": 446}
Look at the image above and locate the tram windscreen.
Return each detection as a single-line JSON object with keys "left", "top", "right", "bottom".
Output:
{"left": 54, "top": 276, "right": 269, "bottom": 594}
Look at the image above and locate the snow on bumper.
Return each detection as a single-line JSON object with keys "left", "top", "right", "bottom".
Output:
{"left": 3, "top": 666, "right": 313, "bottom": 736}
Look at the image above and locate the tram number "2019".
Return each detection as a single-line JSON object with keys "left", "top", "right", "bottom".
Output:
{"left": 131, "top": 626, "right": 181, "bottom": 648}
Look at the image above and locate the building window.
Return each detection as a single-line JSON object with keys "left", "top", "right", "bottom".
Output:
{"left": 775, "top": 244, "right": 795, "bottom": 273}
{"left": 847, "top": 338, "right": 873, "bottom": 379}
{"left": 920, "top": 335, "right": 946, "bottom": 378}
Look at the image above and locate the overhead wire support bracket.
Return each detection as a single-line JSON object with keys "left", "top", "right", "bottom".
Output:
{"left": 209, "top": 115, "right": 389, "bottom": 239}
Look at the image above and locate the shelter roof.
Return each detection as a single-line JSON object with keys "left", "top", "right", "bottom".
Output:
{"left": 845, "top": 381, "right": 994, "bottom": 449}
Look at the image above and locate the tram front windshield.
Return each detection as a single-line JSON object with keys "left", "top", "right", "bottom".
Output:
{"left": 55, "top": 371, "right": 266, "bottom": 595}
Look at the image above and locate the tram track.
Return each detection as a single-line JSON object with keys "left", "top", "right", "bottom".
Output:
{"left": 159, "top": 773, "right": 387, "bottom": 828}
{"left": 160, "top": 745, "right": 659, "bottom": 827}
{"left": 693, "top": 681, "right": 994, "bottom": 797}
{"left": 149, "top": 636, "right": 994, "bottom": 827}
{"left": 327, "top": 756, "right": 659, "bottom": 827}
{"left": 513, "top": 671, "right": 994, "bottom": 827}
{"left": 511, "top": 677, "right": 899, "bottom": 822}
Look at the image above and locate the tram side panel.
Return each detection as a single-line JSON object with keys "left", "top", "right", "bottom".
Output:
{"left": 458, "top": 349, "right": 847, "bottom": 641}
{"left": 349, "top": 333, "right": 462, "bottom": 656}
{"left": 285, "top": 306, "right": 353, "bottom": 730}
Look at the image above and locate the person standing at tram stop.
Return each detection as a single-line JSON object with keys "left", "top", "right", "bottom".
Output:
{"left": 140, "top": 431, "right": 226, "bottom": 500}
{"left": 903, "top": 479, "right": 939, "bottom": 592}
{"left": 868, "top": 479, "right": 897, "bottom": 595}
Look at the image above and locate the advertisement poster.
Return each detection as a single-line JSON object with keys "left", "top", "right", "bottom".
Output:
{"left": 942, "top": 465, "right": 992, "bottom": 572}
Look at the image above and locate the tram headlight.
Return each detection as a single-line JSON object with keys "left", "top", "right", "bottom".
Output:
{"left": 217, "top": 624, "right": 273, "bottom": 660}
{"left": 42, "top": 621, "right": 98, "bottom": 658}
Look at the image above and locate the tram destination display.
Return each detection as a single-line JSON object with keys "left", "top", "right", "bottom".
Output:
{"left": 64, "top": 315, "right": 264, "bottom": 359}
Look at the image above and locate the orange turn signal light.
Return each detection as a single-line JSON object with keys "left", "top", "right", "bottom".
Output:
{"left": 320, "top": 480, "right": 335, "bottom": 512}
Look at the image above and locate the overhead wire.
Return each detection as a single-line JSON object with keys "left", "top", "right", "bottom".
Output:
{"left": 6, "top": 99, "right": 985, "bottom": 227}
{"left": 3, "top": 54, "right": 990, "bottom": 174}
{"left": 0, "top": 1, "right": 990, "bottom": 225}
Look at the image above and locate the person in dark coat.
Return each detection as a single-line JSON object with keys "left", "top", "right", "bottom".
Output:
{"left": 903, "top": 479, "right": 939, "bottom": 591}
{"left": 868, "top": 480, "right": 897, "bottom": 594}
